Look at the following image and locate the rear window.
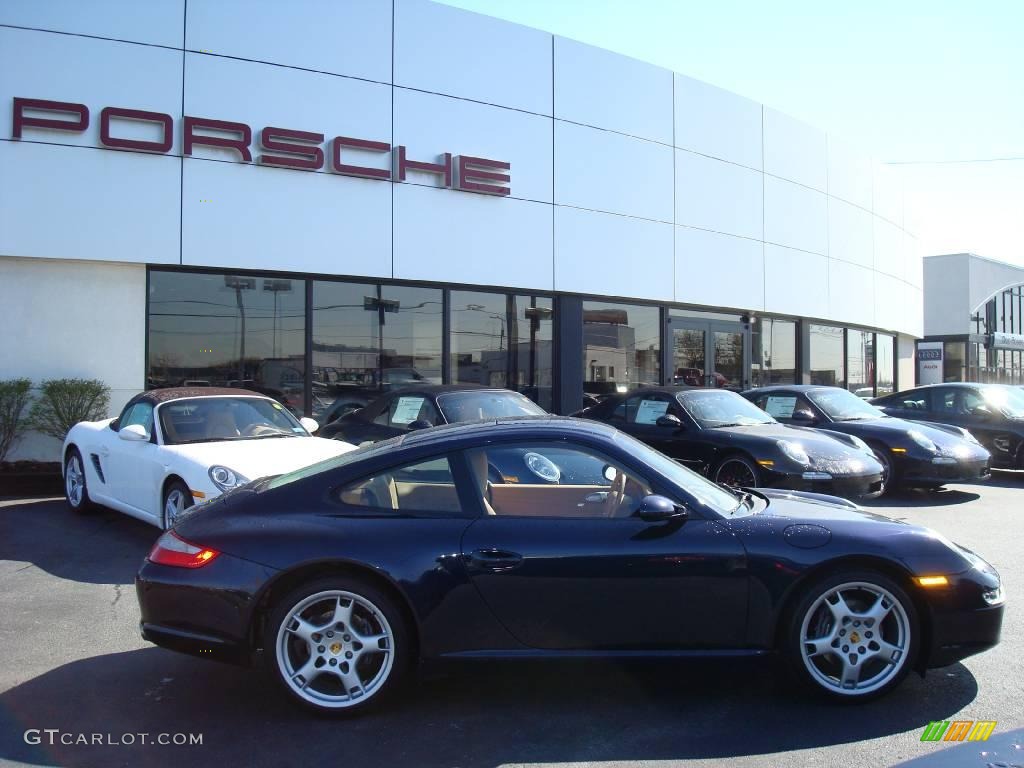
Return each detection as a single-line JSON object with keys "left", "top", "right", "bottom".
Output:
{"left": 266, "top": 438, "right": 401, "bottom": 489}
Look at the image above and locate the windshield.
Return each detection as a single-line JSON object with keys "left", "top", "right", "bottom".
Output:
{"left": 612, "top": 431, "right": 742, "bottom": 515}
{"left": 982, "top": 386, "right": 1024, "bottom": 419}
{"left": 159, "top": 397, "right": 307, "bottom": 444}
{"left": 807, "top": 388, "right": 885, "bottom": 421}
{"left": 676, "top": 390, "right": 775, "bottom": 428}
{"left": 437, "top": 391, "right": 546, "bottom": 423}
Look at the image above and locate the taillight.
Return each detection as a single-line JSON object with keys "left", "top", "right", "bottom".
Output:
{"left": 148, "top": 531, "right": 220, "bottom": 569}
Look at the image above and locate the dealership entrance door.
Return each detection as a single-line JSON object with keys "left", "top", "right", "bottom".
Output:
{"left": 666, "top": 317, "right": 750, "bottom": 389}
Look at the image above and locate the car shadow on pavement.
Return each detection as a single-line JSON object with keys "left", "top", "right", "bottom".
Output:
{"left": 0, "top": 498, "right": 157, "bottom": 585}
{"left": 862, "top": 487, "right": 981, "bottom": 509}
{"left": 0, "top": 647, "right": 980, "bottom": 768}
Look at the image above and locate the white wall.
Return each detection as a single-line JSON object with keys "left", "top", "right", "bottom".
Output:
{"left": 0, "top": 0, "right": 923, "bottom": 339}
{"left": 0, "top": 257, "right": 146, "bottom": 461}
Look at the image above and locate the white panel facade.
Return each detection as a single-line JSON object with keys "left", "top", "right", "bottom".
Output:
{"left": 673, "top": 74, "right": 761, "bottom": 170}
{"left": 2, "top": 0, "right": 184, "bottom": 48}
{"left": 183, "top": 53, "right": 391, "bottom": 164}
{"left": 555, "top": 208, "right": 673, "bottom": 301}
{"left": 0, "top": 27, "right": 183, "bottom": 151}
{"left": 828, "top": 199, "right": 874, "bottom": 268}
{"left": 763, "top": 175, "right": 828, "bottom": 255}
{"left": 181, "top": 158, "right": 392, "bottom": 276}
{"left": 764, "top": 244, "right": 828, "bottom": 319}
{"left": 395, "top": 185, "right": 552, "bottom": 289}
{"left": 555, "top": 121, "right": 673, "bottom": 222}
{"left": 904, "top": 232, "right": 923, "bottom": 287}
{"left": 904, "top": 285, "right": 924, "bottom": 337}
{"left": 873, "top": 161, "right": 904, "bottom": 227}
{"left": 675, "top": 228, "right": 764, "bottom": 311}
{"left": 873, "top": 218, "right": 904, "bottom": 278}
{"left": 828, "top": 259, "right": 875, "bottom": 328}
{"left": 554, "top": 37, "right": 672, "bottom": 143}
{"left": 394, "top": 88, "right": 552, "bottom": 203}
{"left": 675, "top": 150, "right": 762, "bottom": 240}
{"left": 873, "top": 272, "right": 906, "bottom": 333}
{"left": 0, "top": 141, "right": 180, "bottom": 264}
{"left": 763, "top": 108, "right": 827, "bottom": 191}
{"left": 827, "top": 136, "right": 873, "bottom": 211}
{"left": 394, "top": 0, "right": 552, "bottom": 115}
{"left": 186, "top": 0, "right": 391, "bottom": 84}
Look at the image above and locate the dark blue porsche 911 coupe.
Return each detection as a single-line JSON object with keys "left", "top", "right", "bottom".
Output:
{"left": 136, "top": 418, "right": 1004, "bottom": 715}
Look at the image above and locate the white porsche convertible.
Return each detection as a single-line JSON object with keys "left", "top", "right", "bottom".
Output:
{"left": 62, "top": 388, "right": 356, "bottom": 529}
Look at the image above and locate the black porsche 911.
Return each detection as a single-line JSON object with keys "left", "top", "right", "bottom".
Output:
{"left": 743, "top": 385, "right": 991, "bottom": 494}
{"left": 319, "top": 385, "right": 547, "bottom": 444}
{"left": 872, "top": 382, "right": 1024, "bottom": 470}
{"left": 136, "top": 418, "right": 1004, "bottom": 714}
{"left": 576, "top": 386, "right": 885, "bottom": 499}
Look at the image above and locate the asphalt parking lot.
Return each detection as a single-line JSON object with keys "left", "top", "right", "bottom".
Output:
{"left": 0, "top": 479, "right": 1021, "bottom": 768}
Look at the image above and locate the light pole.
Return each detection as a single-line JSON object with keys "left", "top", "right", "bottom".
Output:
{"left": 263, "top": 278, "right": 293, "bottom": 359}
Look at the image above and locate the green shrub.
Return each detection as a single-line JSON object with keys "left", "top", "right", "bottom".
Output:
{"left": 28, "top": 379, "right": 110, "bottom": 443}
{"left": 0, "top": 378, "right": 33, "bottom": 462}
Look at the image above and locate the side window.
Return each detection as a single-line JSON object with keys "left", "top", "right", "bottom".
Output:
{"left": 886, "top": 391, "right": 929, "bottom": 411}
{"left": 961, "top": 390, "right": 986, "bottom": 415}
{"left": 466, "top": 443, "right": 653, "bottom": 519}
{"left": 933, "top": 388, "right": 958, "bottom": 414}
{"left": 376, "top": 395, "right": 440, "bottom": 428}
{"left": 122, "top": 402, "right": 155, "bottom": 434}
{"left": 337, "top": 456, "right": 462, "bottom": 514}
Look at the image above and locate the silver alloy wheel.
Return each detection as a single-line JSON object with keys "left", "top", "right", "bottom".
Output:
{"left": 799, "top": 580, "right": 910, "bottom": 695}
{"left": 275, "top": 590, "right": 395, "bottom": 710}
{"left": 65, "top": 455, "right": 84, "bottom": 507}
{"left": 163, "top": 488, "right": 188, "bottom": 529}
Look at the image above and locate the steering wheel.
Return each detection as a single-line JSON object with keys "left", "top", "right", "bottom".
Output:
{"left": 241, "top": 422, "right": 279, "bottom": 437}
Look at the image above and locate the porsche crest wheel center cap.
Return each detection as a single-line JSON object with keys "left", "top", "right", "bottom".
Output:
{"left": 849, "top": 631, "right": 861, "bottom": 644}
{"left": 330, "top": 642, "right": 342, "bottom": 655}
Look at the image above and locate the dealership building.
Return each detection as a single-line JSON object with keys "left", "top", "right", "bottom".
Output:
{"left": 0, "top": 0, "right": 923, "bottom": 460}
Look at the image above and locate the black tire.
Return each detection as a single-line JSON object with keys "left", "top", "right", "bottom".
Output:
{"left": 713, "top": 454, "right": 760, "bottom": 489}
{"left": 869, "top": 443, "right": 896, "bottom": 496}
{"left": 265, "top": 576, "right": 412, "bottom": 716}
{"left": 64, "top": 448, "right": 96, "bottom": 513}
{"left": 783, "top": 569, "right": 919, "bottom": 702}
{"left": 161, "top": 479, "right": 193, "bottom": 530}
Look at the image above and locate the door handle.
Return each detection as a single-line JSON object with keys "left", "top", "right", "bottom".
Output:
{"left": 467, "top": 548, "right": 523, "bottom": 572}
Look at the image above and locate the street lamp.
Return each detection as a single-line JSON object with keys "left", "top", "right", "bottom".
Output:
{"left": 263, "top": 278, "right": 293, "bottom": 358}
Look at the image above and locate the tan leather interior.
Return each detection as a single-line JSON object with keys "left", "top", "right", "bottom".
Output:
{"left": 467, "top": 450, "right": 497, "bottom": 515}
{"left": 339, "top": 476, "right": 460, "bottom": 513}
{"left": 488, "top": 483, "right": 611, "bottom": 517}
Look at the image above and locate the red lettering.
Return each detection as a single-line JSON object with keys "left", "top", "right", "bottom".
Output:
{"left": 331, "top": 136, "right": 391, "bottom": 179}
{"left": 12, "top": 97, "right": 89, "bottom": 138}
{"left": 183, "top": 116, "right": 252, "bottom": 161}
{"left": 100, "top": 107, "right": 173, "bottom": 153}
{"left": 456, "top": 155, "right": 511, "bottom": 196}
{"left": 259, "top": 127, "right": 325, "bottom": 170}
{"left": 394, "top": 145, "right": 452, "bottom": 187}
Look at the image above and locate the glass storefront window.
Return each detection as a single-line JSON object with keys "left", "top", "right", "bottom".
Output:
{"left": 582, "top": 301, "right": 660, "bottom": 396}
{"left": 944, "top": 341, "right": 966, "bottom": 382}
{"left": 750, "top": 317, "right": 797, "bottom": 386}
{"left": 450, "top": 291, "right": 554, "bottom": 411}
{"left": 147, "top": 271, "right": 306, "bottom": 414}
{"left": 311, "top": 281, "right": 442, "bottom": 417}
{"left": 876, "top": 333, "right": 895, "bottom": 395}
{"left": 809, "top": 324, "right": 844, "bottom": 386}
{"left": 846, "top": 329, "right": 875, "bottom": 396}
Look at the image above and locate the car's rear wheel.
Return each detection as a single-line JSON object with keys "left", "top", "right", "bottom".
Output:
{"left": 785, "top": 570, "right": 918, "bottom": 701}
{"left": 64, "top": 448, "right": 95, "bottom": 513}
{"left": 162, "top": 479, "right": 192, "bottom": 530}
{"left": 267, "top": 577, "right": 410, "bottom": 715}
{"left": 714, "top": 454, "right": 760, "bottom": 489}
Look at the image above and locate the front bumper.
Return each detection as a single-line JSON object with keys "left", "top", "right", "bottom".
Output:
{"left": 135, "top": 551, "right": 277, "bottom": 666}
{"left": 922, "top": 566, "right": 1005, "bottom": 669}
{"left": 898, "top": 455, "right": 991, "bottom": 486}
{"left": 764, "top": 468, "right": 884, "bottom": 500}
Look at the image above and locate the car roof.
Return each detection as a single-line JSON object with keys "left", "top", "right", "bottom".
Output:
{"left": 138, "top": 387, "right": 269, "bottom": 405}
{"left": 742, "top": 385, "right": 839, "bottom": 395}
{"left": 393, "top": 415, "right": 619, "bottom": 449}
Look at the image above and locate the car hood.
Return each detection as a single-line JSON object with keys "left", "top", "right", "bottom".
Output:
{"left": 162, "top": 436, "right": 356, "bottom": 480}
{"left": 751, "top": 488, "right": 902, "bottom": 525}
{"left": 826, "top": 416, "right": 985, "bottom": 452}
{"left": 709, "top": 422, "right": 870, "bottom": 461}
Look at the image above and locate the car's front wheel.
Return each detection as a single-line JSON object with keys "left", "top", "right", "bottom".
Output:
{"left": 162, "top": 479, "right": 193, "bottom": 530}
{"left": 870, "top": 444, "right": 895, "bottom": 495}
{"left": 64, "top": 448, "right": 95, "bottom": 513}
{"left": 785, "top": 570, "right": 918, "bottom": 701}
{"left": 267, "top": 577, "right": 410, "bottom": 715}
{"left": 713, "top": 454, "right": 760, "bottom": 489}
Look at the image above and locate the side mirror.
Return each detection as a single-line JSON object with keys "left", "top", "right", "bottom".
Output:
{"left": 408, "top": 419, "right": 434, "bottom": 431}
{"left": 118, "top": 424, "right": 149, "bottom": 442}
{"left": 635, "top": 494, "right": 689, "bottom": 522}
{"left": 789, "top": 411, "right": 817, "bottom": 424}
{"left": 299, "top": 416, "right": 319, "bottom": 434}
{"left": 656, "top": 414, "right": 683, "bottom": 429}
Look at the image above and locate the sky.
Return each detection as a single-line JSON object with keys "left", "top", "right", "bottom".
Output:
{"left": 440, "top": 0, "right": 1024, "bottom": 265}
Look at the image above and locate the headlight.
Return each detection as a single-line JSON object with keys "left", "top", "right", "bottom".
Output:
{"left": 908, "top": 430, "right": 937, "bottom": 453}
{"left": 208, "top": 465, "right": 250, "bottom": 492}
{"left": 778, "top": 440, "right": 810, "bottom": 465}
